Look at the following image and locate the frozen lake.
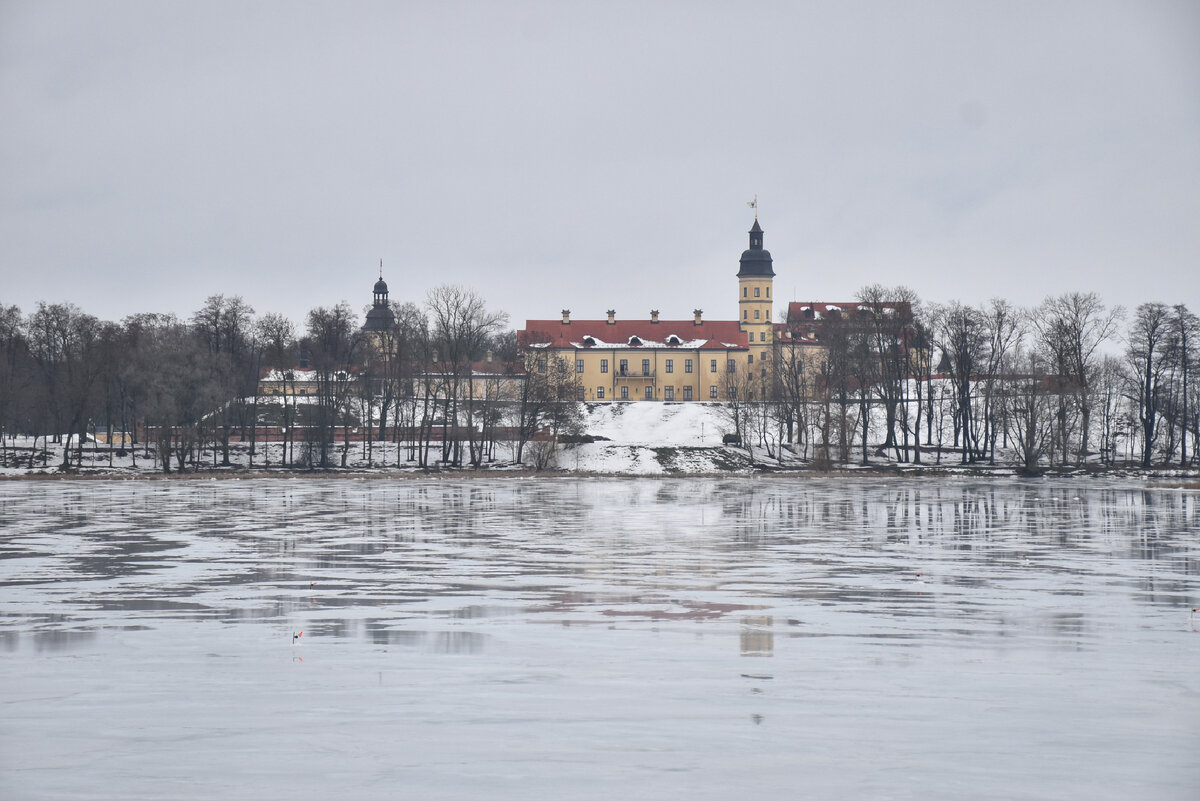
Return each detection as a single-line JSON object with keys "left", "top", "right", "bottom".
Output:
{"left": 2, "top": 477, "right": 1198, "bottom": 800}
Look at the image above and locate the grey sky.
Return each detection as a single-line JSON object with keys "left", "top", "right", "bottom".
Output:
{"left": 2, "top": 0, "right": 1197, "bottom": 331}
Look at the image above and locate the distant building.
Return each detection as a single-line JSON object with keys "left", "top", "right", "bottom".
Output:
{"left": 520, "top": 216, "right": 919, "bottom": 401}
{"left": 520, "top": 217, "right": 781, "bottom": 401}
{"left": 362, "top": 267, "right": 396, "bottom": 335}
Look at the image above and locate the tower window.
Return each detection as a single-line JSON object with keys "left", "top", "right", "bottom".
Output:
{"left": 754, "top": 309, "right": 760, "bottom": 319}
{"left": 743, "top": 287, "right": 748, "bottom": 297}
{"left": 754, "top": 287, "right": 760, "bottom": 298}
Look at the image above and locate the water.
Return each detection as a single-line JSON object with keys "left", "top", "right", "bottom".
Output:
{"left": 1, "top": 477, "right": 1198, "bottom": 800}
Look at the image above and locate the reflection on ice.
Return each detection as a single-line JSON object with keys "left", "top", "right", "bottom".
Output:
{"left": 1, "top": 477, "right": 1199, "bottom": 799}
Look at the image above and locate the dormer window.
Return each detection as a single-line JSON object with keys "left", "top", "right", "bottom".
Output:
{"left": 665, "top": 334, "right": 682, "bottom": 346}
{"left": 582, "top": 336, "right": 596, "bottom": 347}
{"left": 628, "top": 336, "right": 643, "bottom": 347}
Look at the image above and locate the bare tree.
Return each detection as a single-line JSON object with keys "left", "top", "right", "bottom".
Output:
{"left": 426, "top": 285, "right": 508, "bottom": 467}
{"left": 1003, "top": 347, "right": 1054, "bottom": 473}
{"left": 257, "top": 312, "right": 296, "bottom": 466}
{"left": 1032, "top": 293, "right": 1123, "bottom": 465}
{"left": 1167, "top": 304, "right": 1198, "bottom": 466}
{"left": 855, "top": 284, "right": 919, "bottom": 460}
{"left": 304, "top": 303, "right": 359, "bottom": 468}
{"left": 1125, "top": 302, "right": 1172, "bottom": 467}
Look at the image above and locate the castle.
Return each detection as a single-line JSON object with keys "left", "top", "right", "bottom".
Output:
{"left": 519, "top": 216, "right": 831, "bottom": 402}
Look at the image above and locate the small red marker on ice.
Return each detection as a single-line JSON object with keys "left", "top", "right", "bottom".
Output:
{"left": 293, "top": 631, "right": 303, "bottom": 644}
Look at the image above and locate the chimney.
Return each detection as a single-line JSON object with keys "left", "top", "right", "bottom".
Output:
{"left": 693, "top": 308, "right": 703, "bottom": 325}
{"left": 561, "top": 309, "right": 570, "bottom": 324}
{"left": 650, "top": 310, "right": 659, "bottom": 323}
{"left": 607, "top": 309, "right": 616, "bottom": 325}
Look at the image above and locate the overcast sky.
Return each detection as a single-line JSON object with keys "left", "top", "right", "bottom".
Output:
{"left": 2, "top": 0, "right": 1197, "bottom": 332}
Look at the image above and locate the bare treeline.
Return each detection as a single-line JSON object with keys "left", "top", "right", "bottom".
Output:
{"left": 0, "top": 285, "right": 580, "bottom": 471}
{"left": 762, "top": 287, "right": 1198, "bottom": 470}
{"left": 0, "top": 284, "right": 1196, "bottom": 472}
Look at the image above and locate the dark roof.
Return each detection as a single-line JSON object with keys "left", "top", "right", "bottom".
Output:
{"left": 374, "top": 279, "right": 389, "bottom": 294}
{"left": 362, "top": 304, "right": 396, "bottom": 332}
{"left": 738, "top": 219, "right": 774, "bottom": 278}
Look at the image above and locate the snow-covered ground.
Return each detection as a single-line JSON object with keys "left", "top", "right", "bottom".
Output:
{"left": 2, "top": 401, "right": 1197, "bottom": 478}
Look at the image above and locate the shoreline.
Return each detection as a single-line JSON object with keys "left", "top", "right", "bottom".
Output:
{"left": 3, "top": 462, "right": 1198, "bottom": 486}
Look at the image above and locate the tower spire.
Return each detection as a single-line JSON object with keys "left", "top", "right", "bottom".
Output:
{"left": 747, "top": 194, "right": 758, "bottom": 220}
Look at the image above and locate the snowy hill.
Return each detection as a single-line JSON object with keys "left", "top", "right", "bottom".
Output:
{"left": 558, "top": 403, "right": 753, "bottom": 474}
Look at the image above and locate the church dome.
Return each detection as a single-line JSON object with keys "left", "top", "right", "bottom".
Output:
{"left": 738, "top": 219, "right": 775, "bottom": 277}
{"left": 374, "top": 278, "right": 389, "bottom": 295}
{"left": 363, "top": 303, "right": 395, "bottom": 332}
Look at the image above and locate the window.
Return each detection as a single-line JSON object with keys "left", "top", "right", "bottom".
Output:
{"left": 766, "top": 286, "right": 770, "bottom": 297}
{"left": 665, "top": 359, "right": 674, "bottom": 374}
{"left": 664, "top": 386, "right": 674, "bottom": 400}
{"left": 761, "top": 368, "right": 767, "bottom": 380}
{"left": 619, "top": 359, "right": 628, "bottom": 375}
{"left": 743, "top": 310, "right": 748, "bottom": 320}
{"left": 537, "top": 359, "right": 547, "bottom": 373}
{"left": 754, "top": 287, "right": 760, "bottom": 298}
{"left": 762, "top": 351, "right": 769, "bottom": 361}
{"left": 644, "top": 386, "right": 653, "bottom": 400}
{"left": 709, "top": 386, "right": 718, "bottom": 399}
{"left": 621, "top": 386, "right": 629, "bottom": 400}
{"left": 748, "top": 354, "right": 754, "bottom": 364}
{"left": 597, "top": 387, "right": 605, "bottom": 399}
{"left": 685, "top": 359, "right": 693, "bottom": 373}
{"left": 683, "top": 386, "right": 693, "bottom": 401}
{"left": 727, "top": 359, "right": 736, "bottom": 373}
{"left": 641, "top": 359, "right": 650, "bottom": 375}
{"left": 754, "top": 309, "right": 760, "bottom": 319}
{"left": 743, "top": 287, "right": 748, "bottom": 297}
{"left": 710, "top": 359, "right": 717, "bottom": 373}
{"left": 759, "top": 332, "right": 766, "bottom": 342}
{"left": 576, "top": 359, "right": 584, "bottom": 373}
{"left": 577, "top": 386, "right": 585, "bottom": 400}
{"left": 601, "top": 359, "right": 608, "bottom": 374}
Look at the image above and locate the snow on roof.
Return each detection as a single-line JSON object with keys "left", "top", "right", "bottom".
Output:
{"left": 523, "top": 318, "right": 749, "bottom": 351}
{"left": 260, "top": 369, "right": 319, "bottom": 382}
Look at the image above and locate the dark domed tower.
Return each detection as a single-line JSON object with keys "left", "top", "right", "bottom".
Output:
{"left": 362, "top": 265, "right": 396, "bottom": 333}
{"left": 737, "top": 217, "right": 774, "bottom": 346}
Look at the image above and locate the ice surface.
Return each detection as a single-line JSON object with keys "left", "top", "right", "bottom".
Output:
{"left": 1, "top": 477, "right": 1199, "bottom": 800}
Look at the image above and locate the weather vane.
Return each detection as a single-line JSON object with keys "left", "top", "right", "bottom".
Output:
{"left": 747, "top": 194, "right": 758, "bottom": 219}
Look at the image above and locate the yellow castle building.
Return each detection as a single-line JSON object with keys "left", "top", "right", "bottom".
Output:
{"left": 521, "top": 216, "right": 790, "bottom": 402}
